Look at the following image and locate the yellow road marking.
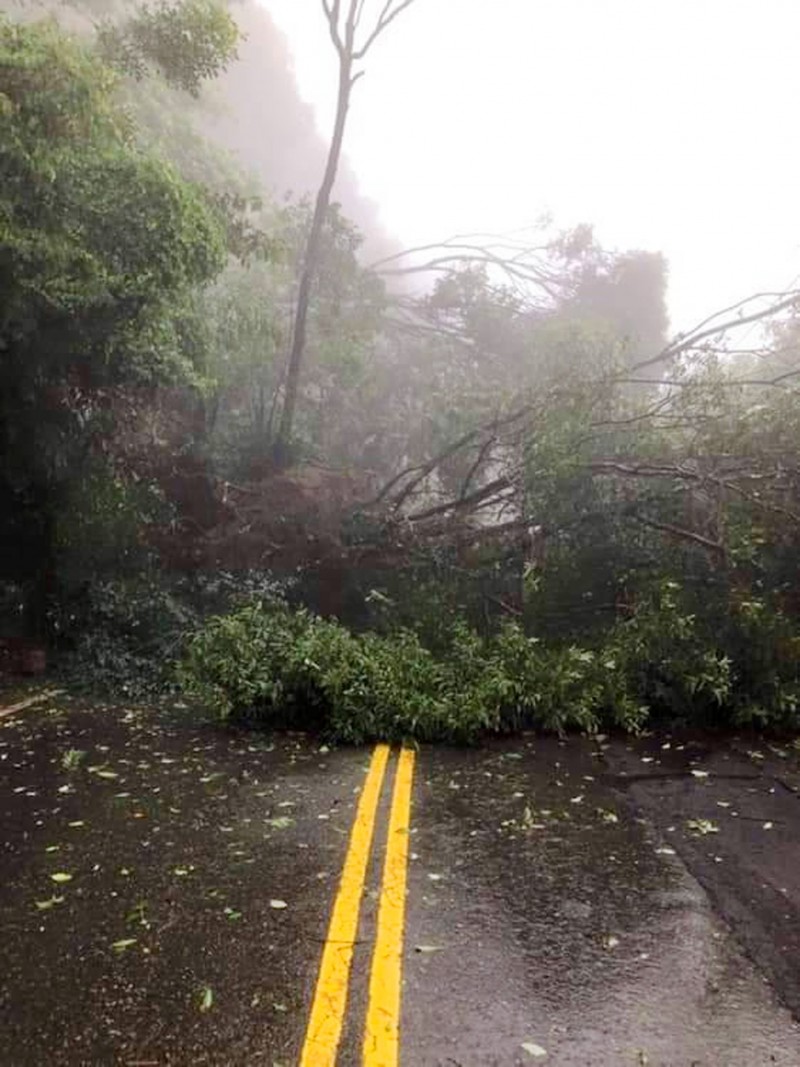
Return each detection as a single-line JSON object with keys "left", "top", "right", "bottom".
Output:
{"left": 300, "top": 744, "right": 390, "bottom": 1067}
{"left": 363, "top": 746, "right": 416, "bottom": 1067}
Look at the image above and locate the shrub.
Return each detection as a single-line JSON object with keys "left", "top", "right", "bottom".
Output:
{"left": 178, "top": 579, "right": 800, "bottom": 742}
{"left": 723, "top": 598, "right": 800, "bottom": 727}
{"left": 52, "top": 576, "right": 197, "bottom": 698}
{"left": 51, "top": 570, "right": 292, "bottom": 700}
{"left": 603, "top": 581, "right": 732, "bottom": 727}
{"left": 180, "top": 601, "right": 641, "bottom": 741}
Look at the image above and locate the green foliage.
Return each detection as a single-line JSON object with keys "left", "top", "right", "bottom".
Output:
{"left": 178, "top": 600, "right": 627, "bottom": 741}
{"left": 97, "top": 0, "right": 239, "bottom": 97}
{"left": 53, "top": 575, "right": 197, "bottom": 697}
{"left": 0, "top": 15, "right": 226, "bottom": 406}
{"left": 180, "top": 576, "right": 800, "bottom": 742}
{"left": 722, "top": 598, "right": 800, "bottom": 727}
{"left": 0, "top": 16, "right": 227, "bottom": 622}
{"left": 196, "top": 199, "right": 385, "bottom": 471}
{"left": 602, "top": 581, "right": 732, "bottom": 725}
{"left": 53, "top": 463, "right": 167, "bottom": 583}
{"left": 0, "top": 20, "right": 225, "bottom": 320}
{"left": 52, "top": 569, "right": 291, "bottom": 698}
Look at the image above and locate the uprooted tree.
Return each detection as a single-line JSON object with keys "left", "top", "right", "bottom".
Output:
{"left": 180, "top": 261, "right": 800, "bottom": 738}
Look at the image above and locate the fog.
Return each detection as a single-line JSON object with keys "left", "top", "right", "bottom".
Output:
{"left": 266, "top": 0, "right": 800, "bottom": 332}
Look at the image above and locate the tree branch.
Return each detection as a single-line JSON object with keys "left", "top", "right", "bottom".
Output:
{"left": 460, "top": 434, "right": 498, "bottom": 500}
{"left": 627, "top": 291, "right": 800, "bottom": 377}
{"left": 406, "top": 475, "right": 513, "bottom": 522}
{"left": 634, "top": 514, "right": 726, "bottom": 557}
{"left": 321, "top": 0, "right": 345, "bottom": 54}
{"left": 353, "top": 0, "right": 418, "bottom": 60}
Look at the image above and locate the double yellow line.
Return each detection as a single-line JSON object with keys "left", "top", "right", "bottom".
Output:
{"left": 300, "top": 744, "right": 415, "bottom": 1067}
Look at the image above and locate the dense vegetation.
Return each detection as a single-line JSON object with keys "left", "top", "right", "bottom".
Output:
{"left": 1, "top": 1, "right": 799, "bottom": 740}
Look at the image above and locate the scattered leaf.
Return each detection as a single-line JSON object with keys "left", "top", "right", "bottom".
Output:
{"left": 35, "top": 896, "right": 64, "bottom": 910}
{"left": 50, "top": 872, "right": 72, "bottom": 884}
{"left": 269, "top": 899, "right": 288, "bottom": 910}
{"left": 521, "top": 1042, "right": 548, "bottom": 1058}
{"left": 61, "top": 749, "right": 85, "bottom": 771}
{"left": 597, "top": 808, "right": 618, "bottom": 824}
{"left": 126, "top": 902, "right": 148, "bottom": 925}
{"left": 686, "top": 818, "right": 719, "bottom": 836}
{"left": 266, "top": 817, "right": 294, "bottom": 830}
{"left": 111, "top": 938, "right": 137, "bottom": 953}
{"left": 199, "top": 986, "right": 214, "bottom": 1013}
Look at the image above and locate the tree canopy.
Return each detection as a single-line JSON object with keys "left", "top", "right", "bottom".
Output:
{"left": 0, "top": 15, "right": 227, "bottom": 614}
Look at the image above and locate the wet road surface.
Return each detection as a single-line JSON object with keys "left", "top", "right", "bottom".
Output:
{"left": 1, "top": 696, "right": 800, "bottom": 1065}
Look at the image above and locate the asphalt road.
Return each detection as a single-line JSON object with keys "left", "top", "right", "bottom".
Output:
{"left": 1, "top": 695, "right": 800, "bottom": 1065}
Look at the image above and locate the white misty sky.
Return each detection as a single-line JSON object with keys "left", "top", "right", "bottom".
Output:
{"left": 263, "top": 0, "right": 800, "bottom": 333}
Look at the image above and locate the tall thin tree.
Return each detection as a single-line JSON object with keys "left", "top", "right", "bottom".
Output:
{"left": 273, "top": 0, "right": 418, "bottom": 463}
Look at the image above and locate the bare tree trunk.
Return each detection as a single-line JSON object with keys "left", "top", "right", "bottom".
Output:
{"left": 272, "top": 0, "right": 419, "bottom": 465}
{"left": 274, "top": 55, "right": 353, "bottom": 463}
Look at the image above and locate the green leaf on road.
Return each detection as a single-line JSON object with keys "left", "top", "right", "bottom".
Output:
{"left": 89, "top": 767, "right": 119, "bottom": 779}
{"left": 266, "top": 816, "right": 294, "bottom": 830}
{"left": 61, "top": 749, "right": 86, "bottom": 771}
{"left": 199, "top": 986, "right": 214, "bottom": 1012}
{"left": 111, "top": 938, "right": 137, "bottom": 953}
{"left": 50, "top": 872, "right": 72, "bottom": 884}
{"left": 35, "top": 896, "right": 64, "bottom": 910}
{"left": 686, "top": 818, "right": 719, "bottom": 835}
